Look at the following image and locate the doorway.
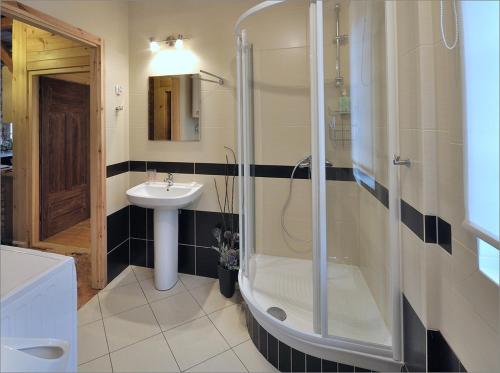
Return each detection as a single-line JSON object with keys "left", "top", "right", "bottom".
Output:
{"left": 2, "top": 2, "right": 107, "bottom": 302}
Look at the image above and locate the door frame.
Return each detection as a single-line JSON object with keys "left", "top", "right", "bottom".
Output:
{"left": 3, "top": 1, "right": 107, "bottom": 289}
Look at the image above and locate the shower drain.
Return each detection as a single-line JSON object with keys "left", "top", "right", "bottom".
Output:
{"left": 267, "top": 307, "right": 287, "bottom": 321}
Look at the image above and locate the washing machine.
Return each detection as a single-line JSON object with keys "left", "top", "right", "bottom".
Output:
{"left": 0, "top": 245, "right": 77, "bottom": 372}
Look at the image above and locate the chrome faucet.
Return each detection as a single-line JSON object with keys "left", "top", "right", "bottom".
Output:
{"left": 165, "top": 173, "right": 174, "bottom": 189}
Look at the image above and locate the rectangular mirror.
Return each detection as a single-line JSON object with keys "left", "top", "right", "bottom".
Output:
{"left": 148, "top": 74, "right": 201, "bottom": 141}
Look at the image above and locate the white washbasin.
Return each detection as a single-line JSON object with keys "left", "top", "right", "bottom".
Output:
{"left": 125, "top": 181, "right": 204, "bottom": 291}
{"left": 126, "top": 182, "right": 203, "bottom": 210}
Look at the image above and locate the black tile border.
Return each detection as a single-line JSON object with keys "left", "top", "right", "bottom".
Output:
{"left": 401, "top": 199, "right": 424, "bottom": 240}
{"left": 108, "top": 160, "right": 355, "bottom": 182}
{"left": 399, "top": 201, "right": 452, "bottom": 255}
{"left": 107, "top": 160, "right": 452, "bottom": 258}
{"left": 424, "top": 215, "right": 437, "bottom": 244}
{"left": 107, "top": 207, "right": 234, "bottom": 282}
{"left": 195, "top": 162, "right": 238, "bottom": 176}
{"left": 244, "top": 305, "right": 390, "bottom": 372}
{"left": 437, "top": 217, "right": 452, "bottom": 254}
{"left": 146, "top": 161, "right": 194, "bottom": 174}
{"left": 403, "top": 295, "right": 426, "bottom": 372}
{"left": 106, "top": 161, "right": 129, "bottom": 178}
{"left": 130, "top": 160, "right": 147, "bottom": 172}
{"left": 427, "top": 330, "right": 466, "bottom": 372}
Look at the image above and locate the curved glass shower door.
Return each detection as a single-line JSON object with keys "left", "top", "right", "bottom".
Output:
{"left": 238, "top": 0, "right": 315, "bottom": 333}
{"left": 237, "top": 0, "right": 402, "bottom": 365}
{"left": 323, "top": 0, "right": 394, "bottom": 347}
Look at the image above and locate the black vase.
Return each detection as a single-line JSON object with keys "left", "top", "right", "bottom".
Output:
{"left": 218, "top": 265, "right": 236, "bottom": 298}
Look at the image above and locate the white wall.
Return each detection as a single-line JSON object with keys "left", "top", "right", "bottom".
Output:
{"left": 23, "top": 0, "right": 131, "bottom": 215}
{"left": 127, "top": 0, "right": 259, "bottom": 213}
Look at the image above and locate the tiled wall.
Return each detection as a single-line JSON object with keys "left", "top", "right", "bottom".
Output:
{"left": 106, "top": 203, "right": 237, "bottom": 283}
{"left": 397, "top": 1, "right": 499, "bottom": 372}
{"left": 106, "top": 160, "right": 358, "bottom": 282}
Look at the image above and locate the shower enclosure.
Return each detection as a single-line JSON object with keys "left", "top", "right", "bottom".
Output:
{"left": 236, "top": 0, "right": 402, "bottom": 370}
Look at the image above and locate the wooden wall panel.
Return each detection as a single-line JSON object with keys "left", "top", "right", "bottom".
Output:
{"left": 25, "top": 25, "right": 91, "bottom": 72}
{"left": 12, "top": 20, "right": 28, "bottom": 246}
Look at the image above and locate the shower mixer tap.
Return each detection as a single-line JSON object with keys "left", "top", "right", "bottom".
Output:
{"left": 298, "top": 155, "right": 333, "bottom": 169}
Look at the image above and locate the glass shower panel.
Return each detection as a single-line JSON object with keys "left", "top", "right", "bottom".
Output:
{"left": 242, "top": 2, "right": 315, "bottom": 334}
{"left": 324, "top": 0, "right": 393, "bottom": 347}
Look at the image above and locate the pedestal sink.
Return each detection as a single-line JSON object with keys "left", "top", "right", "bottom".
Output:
{"left": 126, "top": 182, "right": 203, "bottom": 290}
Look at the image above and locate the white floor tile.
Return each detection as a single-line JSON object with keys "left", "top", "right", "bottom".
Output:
{"left": 110, "top": 333, "right": 180, "bottom": 372}
{"left": 78, "top": 295, "right": 102, "bottom": 326}
{"left": 139, "top": 277, "right": 186, "bottom": 303}
{"left": 187, "top": 350, "right": 247, "bottom": 372}
{"left": 190, "top": 282, "right": 242, "bottom": 314}
{"left": 179, "top": 273, "right": 217, "bottom": 290}
{"left": 104, "top": 266, "right": 138, "bottom": 291}
{"left": 150, "top": 291, "right": 205, "bottom": 331}
{"left": 233, "top": 340, "right": 277, "bottom": 373}
{"left": 131, "top": 265, "right": 154, "bottom": 281}
{"left": 103, "top": 304, "right": 161, "bottom": 352}
{"left": 208, "top": 304, "right": 249, "bottom": 347}
{"left": 78, "top": 319, "right": 109, "bottom": 365}
{"left": 78, "top": 354, "right": 112, "bottom": 372}
{"left": 99, "top": 282, "right": 147, "bottom": 317}
{"left": 164, "top": 316, "right": 230, "bottom": 371}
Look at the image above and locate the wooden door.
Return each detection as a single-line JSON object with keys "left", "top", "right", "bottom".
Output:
{"left": 39, "top": 76, "right": 90, "bottom": 240}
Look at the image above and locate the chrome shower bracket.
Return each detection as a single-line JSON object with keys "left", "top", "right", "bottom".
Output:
{"left": 393, "top": 155, "right": 411, "bottom": 167}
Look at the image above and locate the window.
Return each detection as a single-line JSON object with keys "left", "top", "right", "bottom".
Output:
{"left": 461, "top": 1, "right": 499, "bottom": 247}
{"left": 478, "top": 239, "right": 499, "bottom": 285}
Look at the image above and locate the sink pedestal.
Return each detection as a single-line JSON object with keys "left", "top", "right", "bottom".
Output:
{"left": 154, "top": 209, "right": 178, "bottom": 290}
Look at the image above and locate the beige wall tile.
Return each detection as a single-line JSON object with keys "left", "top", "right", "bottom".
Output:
{"left": 107, "top": 172, "right": 130, "bottom": 215}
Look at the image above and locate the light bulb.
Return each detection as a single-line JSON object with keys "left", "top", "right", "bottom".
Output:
{"left": 150, "top": 40, "right": 160, "bottom": 52}
{"left": 174, "top": 38, "right": 184, "bottom": 49}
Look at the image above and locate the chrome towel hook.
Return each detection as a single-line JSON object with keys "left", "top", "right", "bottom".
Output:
{"left": 393, "top": 155, "right": 411, "bottom": 167}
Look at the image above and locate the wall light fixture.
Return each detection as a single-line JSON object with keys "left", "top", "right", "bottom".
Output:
{"left": 149, "top": 34, "right": 189, "bottom": 52}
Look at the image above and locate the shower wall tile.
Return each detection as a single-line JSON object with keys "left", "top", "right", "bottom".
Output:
{"left": 401, "top": 199, "right": 424, "bottom": 240}
{"left": 403, "top": 295, "right": 426, "bottom": 372}
{"left": 291, "top": 349, "right": 306, "bottom": 373}
{"left": 305, "top": 355, "right": 321, "bottom": 373}
{"left": 337, "top": 363, "right": 354, "bottom": 372}
{"left": 427, "top": 330, "right": 461, "bottom": 372}
{"left": 267, "top": 334, "right": 279, "bottom": 369}
{"left": 279, "top": 341, "right": 291, "bottom": 372}
{"left": 437, "top": 217, "right": 452, "bottom": 254}
{"left": 259, "top": 326, "right": 268, "bottom": 358}
{"left": 321, "top": 359, "right": 338, "bottom": 373}
{"left": 424, "top": 215, "right": 437, "bottom": 243}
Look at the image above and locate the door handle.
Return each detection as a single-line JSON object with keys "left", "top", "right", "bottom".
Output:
{"left": 393, "top": 155, "right": 411, "bottom": 167}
